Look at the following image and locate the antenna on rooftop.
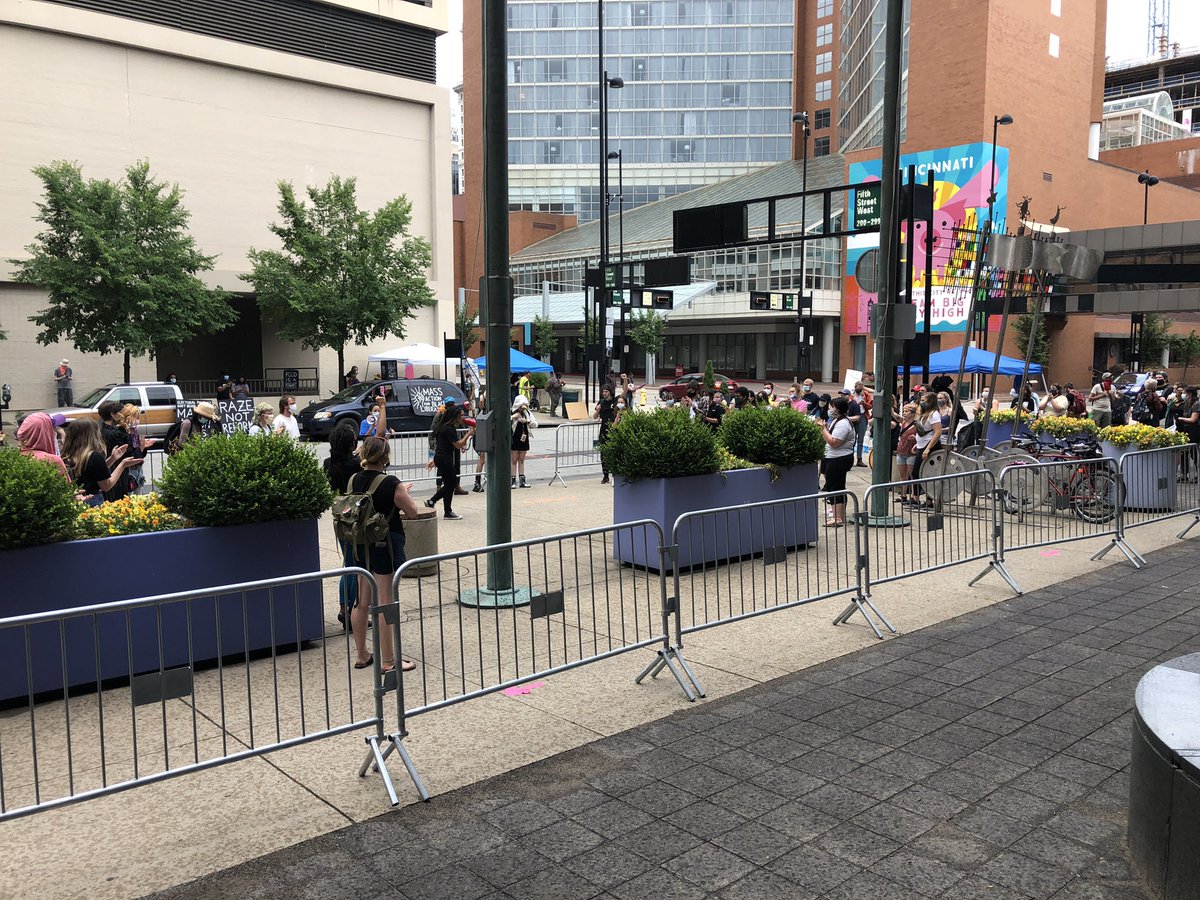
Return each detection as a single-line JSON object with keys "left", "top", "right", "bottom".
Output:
{"left": 1148, "top": 0, "right": 1171, "bottom": 60}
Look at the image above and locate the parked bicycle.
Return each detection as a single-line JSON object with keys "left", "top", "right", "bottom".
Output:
{"left": 998, "top": 435, "right": 1121, "bottom": 523}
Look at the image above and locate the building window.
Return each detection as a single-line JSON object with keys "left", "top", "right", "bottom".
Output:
{"left": 816, "top": 23, "right": 832, "bottom": 46}
{"left": 721, "top": 83, "right": 742, "bottom": 105}
{"left": 814, "top": 108, "right": 831, "bottom": 129}
{"left": 815, "top": 52, "right": 832, "bottom": 74}
{"left": 816, "top": 0, "right": 833, "bottom": 17}
{"left": 633, "top": 3, "right": 650, "bottom": 24}
{"left": 545, "top": 59, "right": 565, "bottom": 82}
{"left": 670, "top": 139, "right": 695, "bottom": 161}
{"left": 815, "top": 80, "right": 832, "bottom": 101}
{"left": 541, "top": 141, "right": 562, "bottom": 163}
{"left": 633, "top": 58, "right": 648, "bottom": 81}
{"left": 813, "top": 136, "right": 830, "bottom": 157}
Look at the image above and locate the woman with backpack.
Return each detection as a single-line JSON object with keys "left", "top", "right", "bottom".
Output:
{"left": 345, "top": 434, "right": 421, "bottom": 673}
{"left": 325, "top": 419, "right": 364, "bottom": 629}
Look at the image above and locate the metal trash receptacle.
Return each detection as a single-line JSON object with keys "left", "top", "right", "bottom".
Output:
{"left": 402, "top": 509, "right": 439, "bottom": 577}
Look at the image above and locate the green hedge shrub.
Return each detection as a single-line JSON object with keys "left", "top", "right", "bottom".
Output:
{"left": 718, "top": 405, "right": 826, "bottom": 467}
{"left": 600, "top": 409, "right": 721, "bottom": 481}
{"left": 158, "top": 433, "right": 333, "bottom": 526}
{"left": 0, "top": 450, "right": 80, "bottom": 550}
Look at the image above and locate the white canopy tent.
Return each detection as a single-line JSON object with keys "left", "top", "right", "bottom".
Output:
{"left": 367, "top": 343, "right": 445, "bottom": 365}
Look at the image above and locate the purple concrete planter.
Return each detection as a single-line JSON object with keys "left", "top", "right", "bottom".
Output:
{"left": 1101, "top": 441, "right": 1179, "bottom": 511}
{"left": 0, "top": 518, "right": 323, "bottom": 703}
{"left": 613, "top": 464, "right": 820, "bottom": 570}
{"left": 984, "top": 421, "right": 1032, "bottom": 448}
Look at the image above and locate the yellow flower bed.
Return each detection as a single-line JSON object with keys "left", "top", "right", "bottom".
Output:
{"left": 1098, "top": 424, "right": 1188, "bottom": 449}
{"left": 974, "top": 407, "right": 1018, "bottom": 424}
{"left": 1028, "top": 416, "right": 1099, "bottom": 439}
{"left": 76, "top": 493, "right": 187, "bottom": 538}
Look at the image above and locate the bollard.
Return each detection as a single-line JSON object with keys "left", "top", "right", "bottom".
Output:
{"left": 402, "top": 509, "right": 440, "bottom": 577}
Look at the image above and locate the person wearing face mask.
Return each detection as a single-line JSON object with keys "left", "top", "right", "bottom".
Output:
{"left": 215, "top": 371, "right": 233, "bottom": 401}
{"left": 230, "top": 376, "right": 251, "bottom": 400}
{"left": 164, "top": 372, "right": 178, "bottom": 386}
{"left": 16, "top": 412, "right": 70, "bottom": 480}
{"left": 595, "top": 386, "right": 617, "bottom": 484}
{"left": 273, "top": 395, "right": 300, "bottom": 439}
{"left": 800, "top": 379, "right": 819, "bottom": 413}
{"left": 1088, "top": 372, "right": 1117, "bottom": 428}
{"left": 812, "top": 393, "right": 831, "bottom": 424}
{"left": 702, "top": 389, "right": 725, "bottom": 432}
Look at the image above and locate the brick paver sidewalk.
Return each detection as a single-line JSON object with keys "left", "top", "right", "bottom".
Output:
{"left": 155, "top": 543, "right": 1200, "bottom": 900}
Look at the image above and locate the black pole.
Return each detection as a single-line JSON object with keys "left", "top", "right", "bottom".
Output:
{"left": 903, "top": 165, "right": 916, "bottom": 399}
{"left": 617, "top": 151, "right": 626, "bottom": 377}
{"left": 923, "top": 169, "right": 934, "bottom": 380}
{"left": 482, "top": 0, "right": 512, "bottom": 587}
{"left": 867, "top": 0, "right": 905, "bottom": 517}
{"left": 1143, "top": 183, "right": 1150, "bottom": 226}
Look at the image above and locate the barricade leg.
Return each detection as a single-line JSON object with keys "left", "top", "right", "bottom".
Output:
{"left": 633, "top": 542, "right": 703, "bottom": 700}
{"left": 968, "top": 558, "right": 1023, "bottom": 594}
{"left": 1180, "top": 516, "right": 1200, "bottom": 539}
{"left": 831, "top": 592, "right": 890, "bottom": 639}
{"left": 1091, "top": 537, "right": 1147, "bottom": 568}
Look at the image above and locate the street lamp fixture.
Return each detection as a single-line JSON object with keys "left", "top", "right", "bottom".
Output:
{"left": 978, "top": 113, "right": 1013, "bottom": 352}
{"left": 1138, "top": 170, "right": 1159, "bottom": 225}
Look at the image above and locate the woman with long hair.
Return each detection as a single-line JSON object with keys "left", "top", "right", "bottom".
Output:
{"left": 894, "top": 403, "right": 919, "bottom": 503}
{"left": 511, "top": 395, "right": 533, "bottom": 489}
{"left": 348, "top": 435, "right": 420, "bottom": 672}
{"left": 325, "top": 418, "right": 365, "bottom": 628}
{"left": 908, "top": 390, "right": 943, "bottom": 507}
{"left": 60, "top": 418, "right": 141, "bottom": 505}
{"left": 426, "top": 402, "right": 473, "bottom": 516}
{"left": 820, "top": 396, "right": 856, "bottom": 526}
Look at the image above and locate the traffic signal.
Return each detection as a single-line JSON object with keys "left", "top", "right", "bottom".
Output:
{"left": 781, "top": 293, "right": 795, "bottom": 311}
{"left": 651, "top": 290, "right": 673, "bottom": 309}
{"left": 749, "top": 291, "right": 770, "bottom": 311}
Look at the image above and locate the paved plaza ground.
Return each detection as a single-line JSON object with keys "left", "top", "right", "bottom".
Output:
{"left": 156, "top": 540, "right": 1200, "bottom": 900}
{"left": 2, "top": 442, "right": 1195, "bottom": 899}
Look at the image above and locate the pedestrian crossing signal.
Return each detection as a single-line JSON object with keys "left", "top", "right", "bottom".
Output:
{"left": 749, "top": 291, "right": 770, "bottom": 311}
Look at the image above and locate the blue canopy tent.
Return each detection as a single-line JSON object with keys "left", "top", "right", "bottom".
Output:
{"left": 474, "top": 347, "right": 553, "bottom": 374}
{"left": 900, "top": 347, "right": 1042, "bottom": 377}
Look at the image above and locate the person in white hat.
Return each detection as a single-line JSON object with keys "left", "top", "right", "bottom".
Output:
{"left": 54, "top": 359, "right": 73, "bottom": 406}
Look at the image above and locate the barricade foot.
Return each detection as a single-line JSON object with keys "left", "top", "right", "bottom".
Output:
{"left": 636, "top": 647, "right": 703, "bottom": 700}
{"left": 968, "top": 559, "right": 1023, "bottom": 595}
{"left": 832, "top": 593, "right": 893, "bottom": 639}
{"left": 387, "top": 733, "right": 431, "bottom": 802}
{"left": 360, "top": 734, "right": 402, "bottom": 807}
{"left": 1178, "top": 515, "right": 1200, "bottom": 539}
{"left": 1092, "top": 538, "right": 1146, "bottom": 568}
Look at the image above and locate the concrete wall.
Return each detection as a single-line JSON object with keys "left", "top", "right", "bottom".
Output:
{"left": 1101, "top": 138, "right": 1200, "bottom": 192}
{"left": 0, "top": 0, "right": 455, "bottom": 410}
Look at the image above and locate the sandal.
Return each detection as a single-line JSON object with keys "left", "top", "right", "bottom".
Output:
{"left": 353, "top": 654, "right": 373, "bottom": 670}
{"left": 381, "top": 659, "right": 418, "bottom": 674}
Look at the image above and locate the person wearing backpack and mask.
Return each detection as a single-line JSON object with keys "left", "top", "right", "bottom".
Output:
{"left": 324, "top": 418, "right": 365, "bottom": 629}
{"left": 338, "top": 434, "right": 420, "bottom": 673}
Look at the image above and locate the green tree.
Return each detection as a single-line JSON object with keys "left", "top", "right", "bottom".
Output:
{"left": 577, "top": 303, "right": 600, "bottom": 355}
{"left": 10, "top": 160, "right": 234, "bottom": 382}
{"left": 1141, "top": 313, "right": 1172, "bottom": 366}
{"left": 703, "top": 359, "right": 715, "bottom": 389}
{"left": 246, "top": 175, "right": 434, "bottom": 383}
{"left": 1011, "top": 313, "right": 1050, "bottom": 368}
{"left": 531, "top": 314, "right": 557, "bottom": 359}
{"left": 629, "top": 310, "right": 666, "bottom": 357}
{"left": 1172, "top": 330, "right": 1200, "bottom": 380}
{"left": 456, "top": 303, "right": 480, "bottom": 355}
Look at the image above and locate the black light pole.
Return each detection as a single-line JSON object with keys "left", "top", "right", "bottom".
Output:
{"left": 791, "top": 111, "right": 810, "bottom": 379}
{"left": 608, "top": 149, "right": 626, "bottom": 376}
{"left": 1138, "top": 170, "right": 1159, "bottom": 225}
{"left": 977, "top": 113, "right": 1013, "bottom": 353}
{"left": 597, "top": 61, "right": 623, "bottom": 391}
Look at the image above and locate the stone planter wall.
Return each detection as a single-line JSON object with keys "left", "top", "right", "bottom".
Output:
{"left": 612, "top": 464, "right": 820, "bottom": 570}
{"left": 0, "top": 518, "right": 323, "bottom": 702}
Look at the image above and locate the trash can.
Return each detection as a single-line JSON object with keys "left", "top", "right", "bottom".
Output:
{"left": 402, "top": 509, "right": 439, "bottom": 577}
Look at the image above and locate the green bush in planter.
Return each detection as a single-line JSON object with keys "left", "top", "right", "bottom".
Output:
{"left": 717, "top": 405, "right": 825, "bottom": 467}
{"left": 158, "top": 433, "right": 333, "bottom": 527}
{"left": 0, "top": 451, "right": 80, "bottom": 550}
{"left": 600, "top": 409, "right": 721, "bottom": 481}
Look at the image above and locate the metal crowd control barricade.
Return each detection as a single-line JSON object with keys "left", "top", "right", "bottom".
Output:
{"left": 138, "top": 450, "right": 167, "bottom": 493}
{"left": 387, "top": 429, "right": 481, "bottom": 484}
{"left": 861, "top": 467, "right": 1019, "bottom": 595}
{"left": 378, "top": 519, "right": 693, "bottom": 800}
{"left": 667, "top": 492, "right": 894, "bottom": 661}
{"left": 997, "top": 456, "right": 1144, "bottom": 578}
{"left": 550, "top": 421, "right": 602, "bottom": 485}
{"left": 1117, "top": 444, "right": 1200, "bottom": 543}
{"left": 0, "top": 569, "right": 406, "bottom": 822}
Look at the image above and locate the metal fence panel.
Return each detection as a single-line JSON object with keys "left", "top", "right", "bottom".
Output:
{"left": 997, "top": 456, "right": 1144, "bottom": 568}
{"left": 861, "top": 468, "right": 1001, "bottom": 589}
{"left": 0, "top": 569, "right": 404, "bottom": 821}
{"left": 388, "top": 429, "right": 480, "bottom": 483}
{"left": 1118, "top": 443, "right": 1200, "bottom": 535}
{"left": 550, "top": 421, "right": 602, "bottom": 485}
{"left": 670, "top": 492, "right": 893, "bottom": 641}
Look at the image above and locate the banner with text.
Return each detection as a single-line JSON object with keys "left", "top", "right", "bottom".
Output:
{"left": 844, "top": 141, "right": 1009, "bottom": 334}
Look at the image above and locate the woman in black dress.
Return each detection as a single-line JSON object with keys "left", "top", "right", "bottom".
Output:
{"left": 60, "top": 419, "right": 142, "bottom": 506}
{"left": 511, "top": 395, "right": 533, "bottom": 488}
{"left": 426, "top": 403, "right": 473, "bottom": 517}
{"left": 348, "top": 436, "right": 421, "bottom": 672}
{"left": 324, "top": 419, "right": 363, "bottom": 627}
{"left": 594, "top": 386, "right": 616, "bottom": 484}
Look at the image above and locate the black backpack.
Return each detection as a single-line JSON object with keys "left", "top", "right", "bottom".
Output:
{"left": 164, "top": 421, "right": 184, "bottom": 455}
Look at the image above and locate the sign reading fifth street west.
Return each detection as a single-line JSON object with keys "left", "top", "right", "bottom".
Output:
{"left": 854, "top": 183, "right": 882, "bottom": 231}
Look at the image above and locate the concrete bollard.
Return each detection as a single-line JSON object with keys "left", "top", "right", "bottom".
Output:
{"left": 402, "top": 509, "right": 439, "bottom": 577}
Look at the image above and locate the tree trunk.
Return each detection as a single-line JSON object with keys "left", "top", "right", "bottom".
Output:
{"left": 336, "top": 345, "right": 344, "bottom": 391}
{"left": 123, "top": 349, "right": 131, "bottom": 384}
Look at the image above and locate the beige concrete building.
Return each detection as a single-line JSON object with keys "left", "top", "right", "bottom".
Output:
{"left": 0, "top": 0, "right": 455, "bottom": 411}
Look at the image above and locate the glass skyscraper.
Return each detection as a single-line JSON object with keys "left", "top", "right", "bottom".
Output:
{"left": 505, "top": 0, "right": 795, "bottom": 223}
{"left": 837, "top": 0, "right": 909, "bottom": 153}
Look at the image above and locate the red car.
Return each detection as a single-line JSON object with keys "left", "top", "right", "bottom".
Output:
{"left": 658, "top": 373, "right": 740, "bottom": 401}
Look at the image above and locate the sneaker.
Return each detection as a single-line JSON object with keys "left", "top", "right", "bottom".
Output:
{"left": 444, "top": 511, "right": 463, "bottom": 520}
{"left": 601, "top": 474, "right": 610, "bottom": 484}
{"left": 454, "top": 487, "right": 469, "bottom": 495}
{"left": 424, "top": 498, "right": 435, "bottom": 509}
{"left": 472, "top": 483, "right": 484, "bottom": 493}
{"left": 519, "top": 478, "right": 530, "bottom": 488}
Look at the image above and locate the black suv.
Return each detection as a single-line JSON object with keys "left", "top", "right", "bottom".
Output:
{"left": 298, "top": 378, "right": 466, "bottom": 440}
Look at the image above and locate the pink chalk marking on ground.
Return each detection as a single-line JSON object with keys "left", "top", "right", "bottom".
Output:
{"left": 502, "top": 682, "right": 546, "bottom": 697}
{"left": 1040, "top": 550, "right": 1061, "bottom": 557}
